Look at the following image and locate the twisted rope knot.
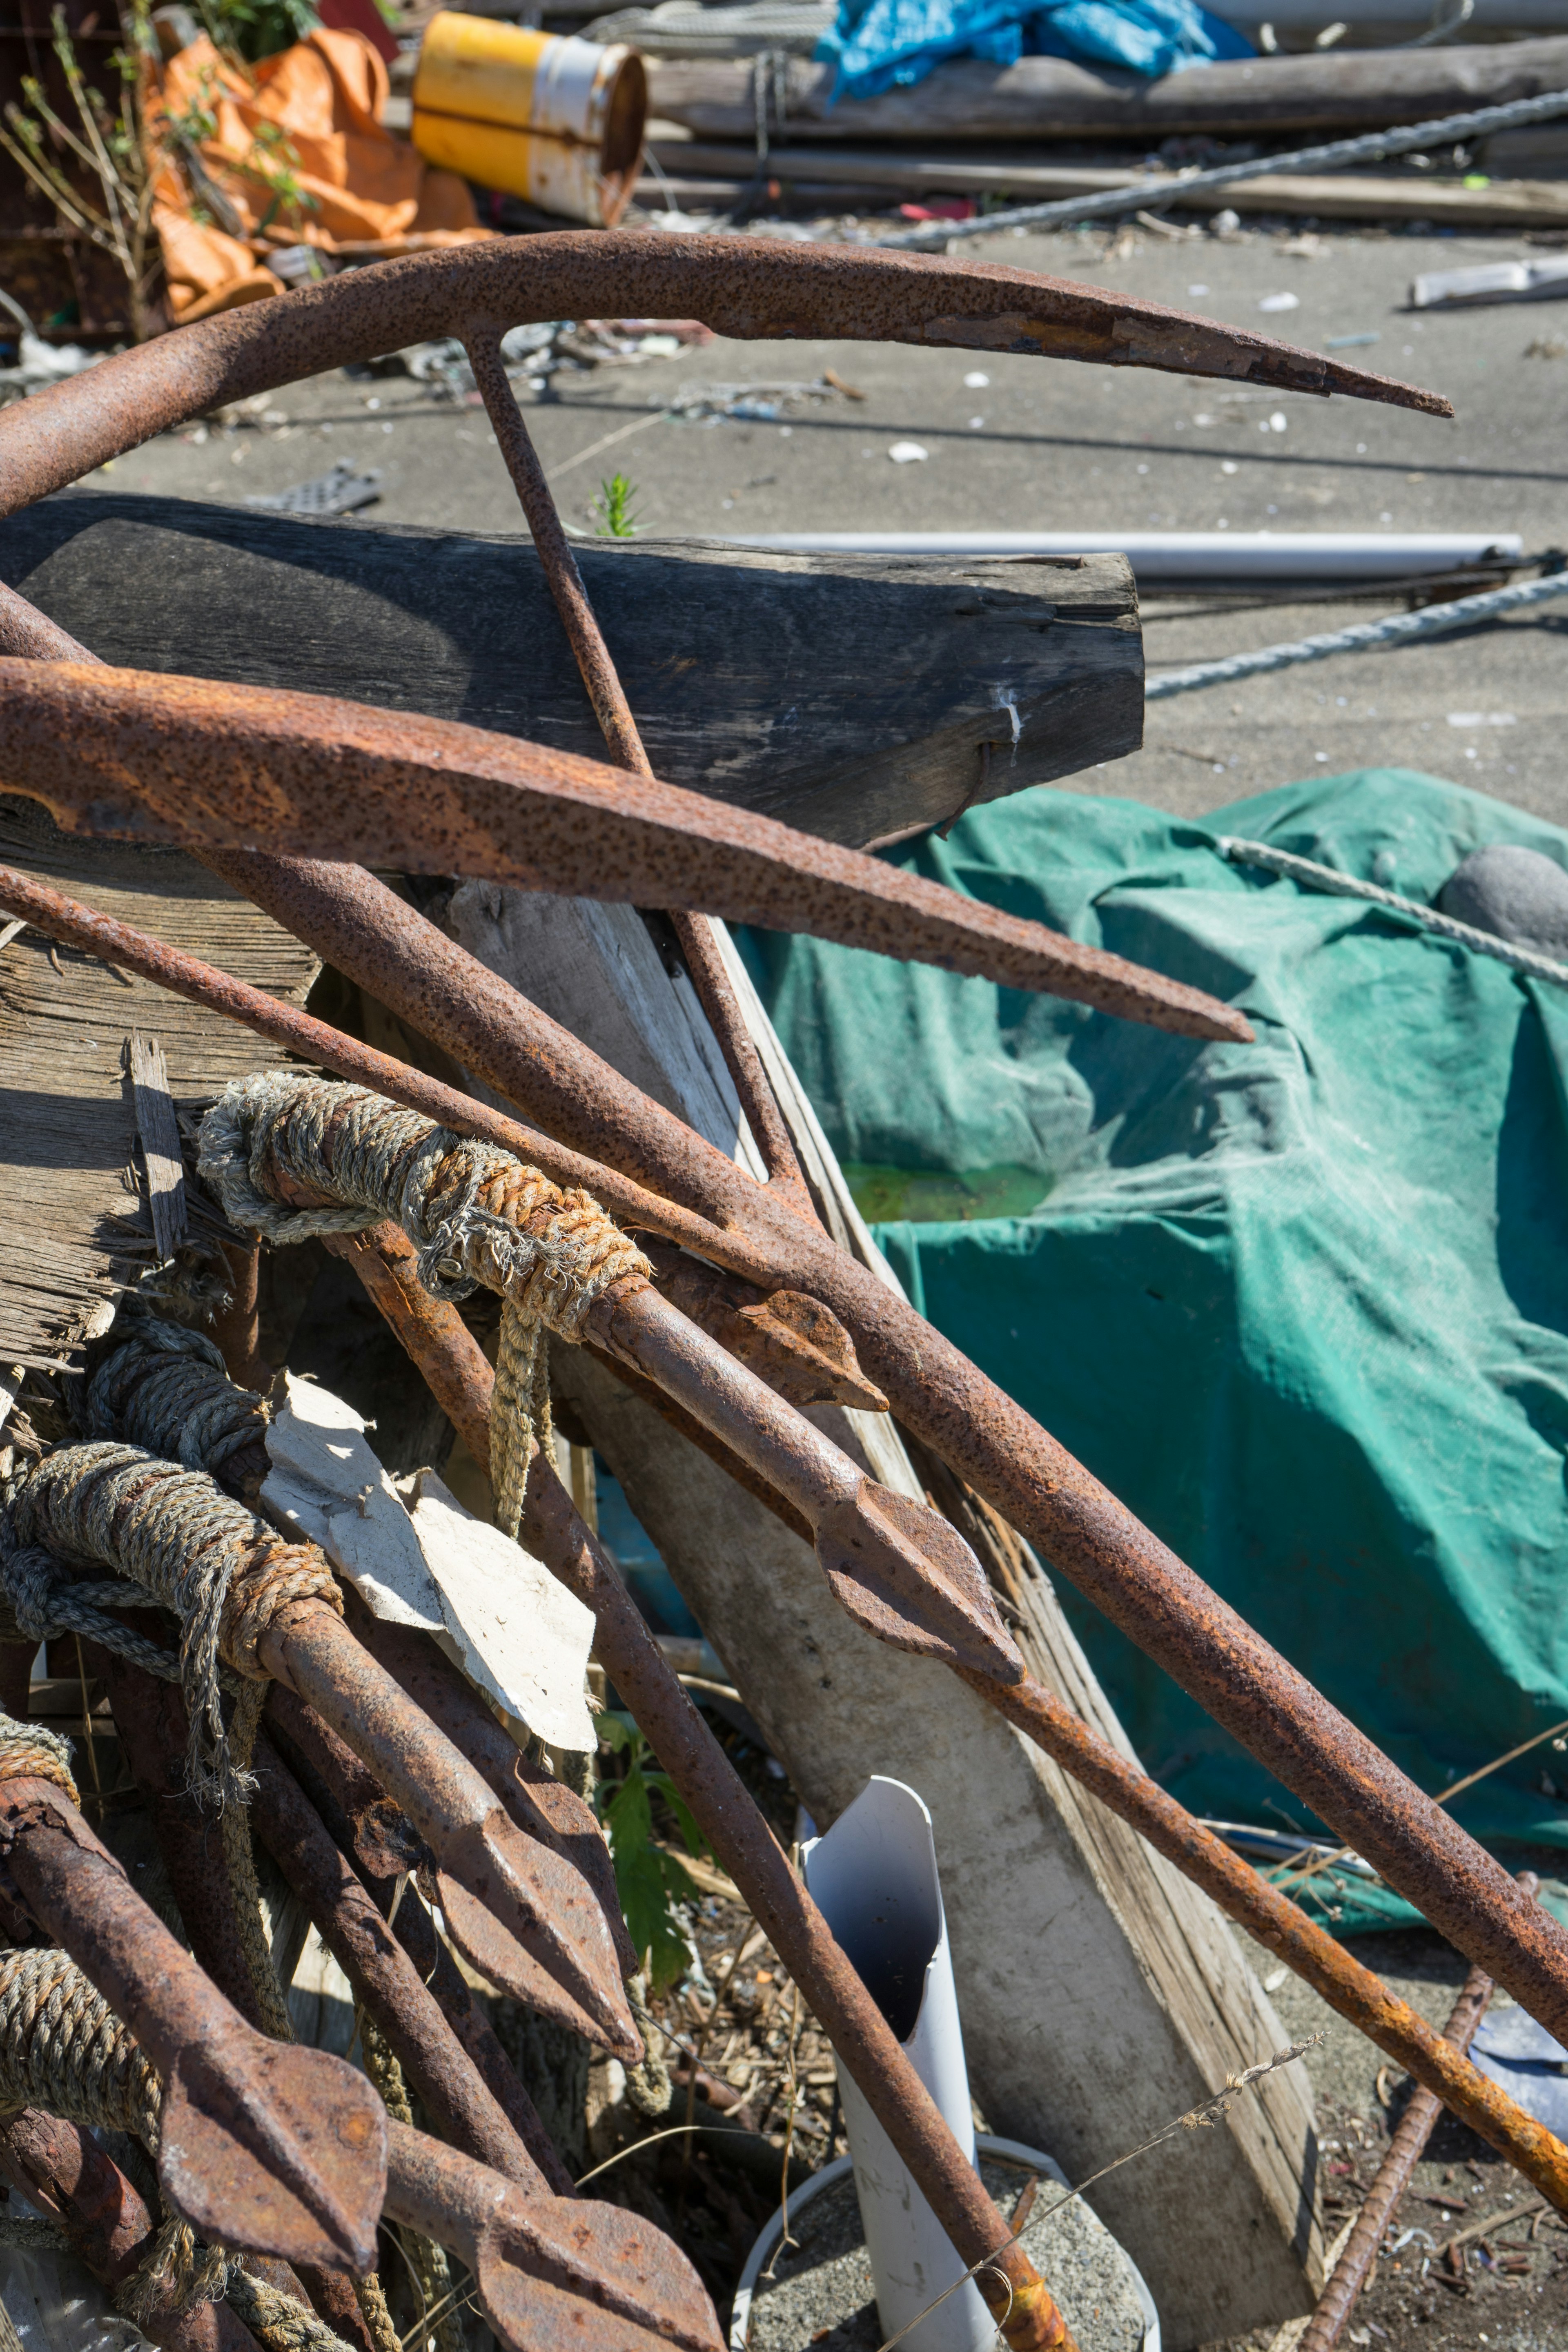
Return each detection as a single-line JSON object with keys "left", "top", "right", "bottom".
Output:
{"left": 0, "top": 1708, "right": 77, "bottom": 1806}
{"left": 198, "top": 1074, "right": 650, "bottom": 1535}
{"left": 0, "top": 1945, "right": 160, "bottom": 2147}
{"left": 5, "top": 1445, "right": 339, "bottom": 1810}
{"left": 88, "top": 1308, "right": 265, "bottom": 1481}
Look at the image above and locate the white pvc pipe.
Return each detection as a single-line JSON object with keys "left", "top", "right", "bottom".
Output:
{"left": 725, "top": 530, "right": 1523, "bottom": 581}
{"left": 800, "top": 1777, "right": 987, "bottom": 2352}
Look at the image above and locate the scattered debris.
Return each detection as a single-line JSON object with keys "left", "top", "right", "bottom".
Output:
{"left": 245, "top": 457, "right": 383, "bottom": 514}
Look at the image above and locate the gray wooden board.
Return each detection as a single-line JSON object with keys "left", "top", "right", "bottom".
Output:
{"left": 0, "top": 796, "right": 318, "bottom": 1374}
{"left": 647, "top": 33, "right": 1568, "bottom": 140}
{"left": 0, "top": 494, "right": 1142, "bottom": 849}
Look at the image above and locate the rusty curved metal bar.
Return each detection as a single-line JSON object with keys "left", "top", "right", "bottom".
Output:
{"left": 0, "top": 656, "right": 1247, "bottom": 1045}
{"left": 312, "top": 1224, "right": 1568, "bottom": 2216}
{"left": 0, "top": 238, "right": 1445, "bottom": 523}
{"left": 8, "top": 854, "right": 1568, "bottom": 2066}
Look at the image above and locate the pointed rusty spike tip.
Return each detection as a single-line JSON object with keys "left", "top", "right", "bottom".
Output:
{"left": 159, "top": 2036, "right": 386, "bottom": 2276}
{"left": 815, "top": 1479, "right": 1026, "bottom": 1684}
{"left": 433, "top": 1871, "right": 644, "bottom": 2064}
{"left": 383, "top": 2118, "right": 722, "bottom": 2352}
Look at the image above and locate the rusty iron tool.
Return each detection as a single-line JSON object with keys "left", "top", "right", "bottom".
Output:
{"left": 167, "top": 853, "right": 1568, "bottom": 2055}
{"left": 90, "top": 1652, "right": 430, "bottom": 2352}
{"left": 0, "top": 2103, "right": 265, "bottom": 2352}
{"left": 0, "top": 659, "right": 1250, "bottom": 1047}
{"left": 1297, "top": 1934, "right": 1508, "bottom": 2352}
{"left": 268, "top": 1216, "right": 1076, "bottom": 2348}
{"left": 9, "top": 863, "right": 1568, "bottom": 2058}
{"left": 0, "top": 241, "right": 1448, "bottom": 530}
{"left": 515, "top": 1461, "right": 1077, "bottom": 2352}
{"left": 320, "top": 1265, "right": 1568, "bottom": 2218}
{"left": 262, "top": 1672, "right": 619, "bottom": 2075}
{"left": 222, "top": 1075, "right": 1023, "bottom": 1688}
{"left": 0, "top": 1762, "right": 387, "bottom": 2270}
{"left": 383, "top": 2116, "right": 722, "bottom": 2352}
{"left": 12, "top": 1446, "right": 639, "bottom": 2059}
{"left": 266, "top": 1692, "right": 577, "bottom": 2199}
{"left": 247, "top": 1722, "right": 561, "bottom": 2196}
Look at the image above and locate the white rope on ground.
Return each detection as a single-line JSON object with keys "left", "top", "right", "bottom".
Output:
{"left": 878, "top": 83, "right": 1568, "bottom": 247}
{"left": 1219, "top": 837, "right": 1568, "bottom": 992}
{"left": 1145, "top": 568, "right": 1568, "bottom": 700}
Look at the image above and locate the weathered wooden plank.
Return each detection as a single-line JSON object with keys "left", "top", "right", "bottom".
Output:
{"left": 128, "top": 1031, "right": 188, "bottom": 1264}
{"left": 0, "top": 795, "right": 318, "bottom": 1375}
{"left": 0, "top": 494, "right": 1142, "bottom": 849}
{"left": 646, "top": 33, "right": 1568, "bottom": 142}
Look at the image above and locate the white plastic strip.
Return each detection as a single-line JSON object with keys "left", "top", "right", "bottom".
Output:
{"left": 725, "top": 531, "right": 1523, "bottom": 581}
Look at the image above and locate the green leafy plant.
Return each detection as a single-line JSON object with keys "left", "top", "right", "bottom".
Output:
{"left": 0, "top": 4, "right": 162, "bottom": 340}
{"left": 196, "top": 0, "right": 321, "bottom": 65}
{"left": 593, "top": 471, "right": 641, "bottom": 539}
{"left": 596, "top": 1712, "right": 711, "bottom": 1989}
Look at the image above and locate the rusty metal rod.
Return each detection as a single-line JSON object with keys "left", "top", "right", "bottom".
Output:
{"left": 7, "top": 860, "right": 1568, "bottom": 2067}
{"left": 463, "top": 327, "right": 819, "bottom": 1225}
{"left": 1297, "top": 1946, "right": 1501, "bottom": 2352}
{"left": 0, "top": 242, "right": 1446, "bottom": 536}
{"left": 0, "top": 2105, "right": 265, "bottom": 2352}
{"left": 176, "top": 850, "right": 1568, "bottom": 2057}
{"left": 246, "top": 1726, "right": 553, "bottom": 2195}
{"left": 0, "top": 660, "right": 1249, "bottom": 1047}
{"left": 0, "top": 1773, "right": 387, "bottom": 2273}
{"left": 323, "top": 1242, "right": 1568, "bottom": 2214}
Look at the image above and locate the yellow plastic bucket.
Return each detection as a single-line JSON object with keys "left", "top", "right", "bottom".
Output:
{"left": 411, "top": 14, "right": 646, "bottom": 229}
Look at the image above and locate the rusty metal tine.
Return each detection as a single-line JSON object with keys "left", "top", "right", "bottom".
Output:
{"left": 247, "top": 1725, "right": 554, "bottom": 2194}
{"left": 596, "top": 1283, "right": 1022, "bottom": 1680}
{"left": 265, "top": 1674, "right": 629, "bottom": 2064}
{"left": 382, "top": 2116, "right": 724, "bottom": 2352}
{"left": 267, "top": 1701, "right": 577, "bottom": 2198}
{"left": 464, "top": 330, "right": 820, "bottom": 1223}
{"left": 0, "top": 1773, "right": 387, "bottom": 2270}
{"left": 1297, "top": 1941, "right": 1503, "bottom": 2352}
{"left": 0, "top": 240, "right": 1448, "bottom": 528}
{"left": 11, "top": 858, "right": 1568, "bottom": 2057}
{"left": 324, "top": 1294, "right": 1568, "bottom": 2218}
{"left": 0, "top": 660, "right": 1251, "bottom": 1045}
{"left": 514, "top": 1466, "right": 1078, "bottom": 2352}
{"left": 0, "top": 2105, "right": 265, "bottom": 2352}
{"left": 248, "top": 1606, "right": 640, "bottom": 2061}
{"left": 171, "top": 853, "right": 1568, "bottom": 2058}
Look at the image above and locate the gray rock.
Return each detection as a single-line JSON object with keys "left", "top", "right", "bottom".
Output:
{"left": 744, "top": 2156, "right": 1149, "bottom": 2352}
{"left": 1437, "top": 845, "right": 1568, "bottom": 962}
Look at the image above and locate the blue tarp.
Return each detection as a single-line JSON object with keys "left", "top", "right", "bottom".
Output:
{"left": 737, "top": 769, "right": 1568, "bottom": 1861}
{"left": 817, "top": 0, "right": 1252, "bottom": 103}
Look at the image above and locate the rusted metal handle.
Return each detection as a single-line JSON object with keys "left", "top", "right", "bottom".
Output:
{"left": 0, "top": 1779, "right": 387, "bottom": 2274}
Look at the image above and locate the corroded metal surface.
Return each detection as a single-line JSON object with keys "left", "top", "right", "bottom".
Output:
{"left": 0, "top": 238, "right": 1446, "bottom": 524}
{"left": 0, "top": 1779, "right": 386, "bottom": 2271}
{"left": 254, "top": 1605, "right": 640, "bottom": 2058}
{"left": 248, "top": 1725, "right": 553, "bottom": 2192}
{"left": 641, "top": 1236, "right": 886, "bottom": 1410}
{"left": 10, "top": 855, "right": 1568, "bottom": 2055}
{"left": 0, "top": 2106, "right": 263, "bottom": 2352}
{"left": 383, "top": 2116, "right": 723, "bottom": 2352}
{"left": 0, "top": 659, "right": 1249, "bottom": 1043}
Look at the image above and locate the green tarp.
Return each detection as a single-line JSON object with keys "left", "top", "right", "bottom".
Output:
{"left": 738, "top": 767, "right": 1568, "bottom": 1864}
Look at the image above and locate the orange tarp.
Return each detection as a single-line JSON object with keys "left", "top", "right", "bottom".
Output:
{"left": 151, "top": 27, "right": 490, "bottom": 323}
